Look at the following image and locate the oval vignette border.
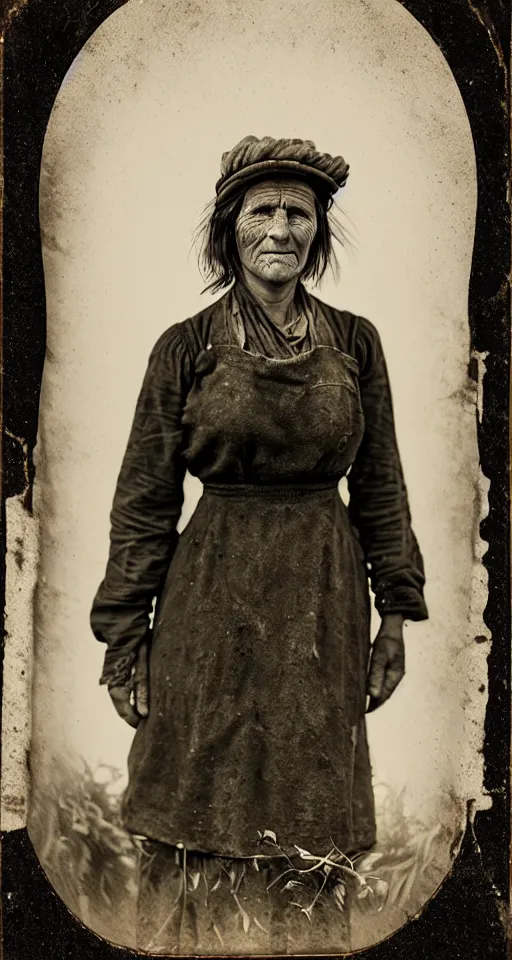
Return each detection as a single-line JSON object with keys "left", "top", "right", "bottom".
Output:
{"left": 0, "top": 1, "right": 510, "bottom": 958}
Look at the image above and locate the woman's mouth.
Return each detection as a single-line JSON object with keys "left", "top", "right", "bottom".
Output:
{"left": 259, "top": 251, "right": 298, "bottom": 262}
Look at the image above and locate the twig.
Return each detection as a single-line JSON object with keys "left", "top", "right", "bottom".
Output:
{"left": 267, "top": 848, "right": 352, "bottom": 892}
{"left": 329, "top": 838, "right": 355, "bottom": 869}
{"left": 233, "top": 861, "right": 246, "bottom": 894}
{"left": 180, "top": 847, "right": 188, "bottom": 936}
{"left": 305, "top": 871, "right": 329, "bottom": 914}
{"left": 259, "top": 839, "right": 295, "bottom": 870}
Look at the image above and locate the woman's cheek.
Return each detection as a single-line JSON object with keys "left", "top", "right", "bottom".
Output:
{"left": 292, "top": 223, "right": 316, "bottom": 259}
{"left": 301, "top": 222, "right": 317, "bottom": 246}
{"left": 237, "top": 222, "right": 265, "bottom": 256}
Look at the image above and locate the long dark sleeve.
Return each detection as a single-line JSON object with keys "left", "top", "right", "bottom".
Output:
{"left": 91, "top": 324, "right": 193, "bottom": 686}
{"left": 348, "top": 318, "right": 428, "bottom": 622}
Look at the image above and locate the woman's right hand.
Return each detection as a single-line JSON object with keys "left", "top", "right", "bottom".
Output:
{"left": 108, "top": 642, "right": 149, "bottom": 728}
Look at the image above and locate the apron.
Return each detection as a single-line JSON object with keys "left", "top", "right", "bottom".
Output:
{"left": 121, "top": 303, "right": 377, "bottom": 861}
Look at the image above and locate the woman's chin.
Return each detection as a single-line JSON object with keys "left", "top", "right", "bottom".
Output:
{"left": 257, "top": 265, "right": 300, "bottom": 285}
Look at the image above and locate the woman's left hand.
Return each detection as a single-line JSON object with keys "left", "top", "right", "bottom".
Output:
{"left": 108, "top": 642, "right": 150, "bottom": 728}
{"left": 366, "top": 615, "right": 405, "bottom": 713}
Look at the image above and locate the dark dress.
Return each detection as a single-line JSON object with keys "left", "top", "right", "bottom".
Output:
{"left": 91, "top": 282, "right": 427, "bottom": 952}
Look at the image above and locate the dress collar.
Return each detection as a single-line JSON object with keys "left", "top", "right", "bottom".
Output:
{"left": 231, "top": 280, "right": 316, "bottom": 351}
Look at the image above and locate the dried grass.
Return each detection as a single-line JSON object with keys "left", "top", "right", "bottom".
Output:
{"left": 27, "top": 759, "right": 458, "bottom": 951}
{"left": 28, "top": 759, "right": 138, "bottom": 945}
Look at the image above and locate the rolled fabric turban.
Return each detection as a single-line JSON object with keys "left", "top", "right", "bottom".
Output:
{"left": 215, "top": 135, "right": 349, "bottom": 204}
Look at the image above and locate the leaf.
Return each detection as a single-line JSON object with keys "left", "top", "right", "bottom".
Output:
{"left": 189, "top": 870, "right": 201, "bottom": 891}
{"left": 420, "top": 824, "right": 442, "bottom": 867}
{"left": 374, "top": 879, "right": 389, "bottom": 900}
{"left": 213, "top": 923, "right": 224, "bottom": 946}
{"left": 357, "top": 884, "right": 370, "bottom": 899}
{"left": 283, "top": 880, "right": 305, "bottom": 891}
{"left": 388, "top": 870, "right": 411, "bottom": 905}
{"left": 100, "top": 871, "right": 112, "bottom": 907}
{"left": 84, "top": 800, "right": 103, "bottom": 820}
{"left": 126, "top": 877, "right": 139, "bottom": 898}
{"left": 233, "top": 893, "right": 251, "bottom": 933}
{"left": 77, "top": 893, "right": 91, "bottom": 926}
{"left": 356, "top": 851, "right": 383, "bottom": 875}
{"left": 71, "top": 820, "right": 89, "bottom": 836}
{"left": 211, "top": 876, "right": 222, "bottom": 892}
{"left": 397, "top": 860, "right": 421, "bottom": 910}
{"left": 333, "top": 882, "right": 346, "bottom": 910}
{"left": 294, "top": 845, "right": 314, "bottom": 860}
{"left": 253, "top": 916, "right": 269, "bottom": 935}
{"left": 233, "top": 862, "right": 246, "bottom": 894}
{"left": 386, "top": 855, "right": 417, "bottom": 875}
{"left": 262, "top": 829, "right": 277, "bottom": 844}
{"left": 93, "top": 763, "right": 122, "bottom": 785}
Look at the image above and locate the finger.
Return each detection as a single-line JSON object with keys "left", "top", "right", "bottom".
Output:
{"left": 135, "top": 679, "right": 149, "bottom": 718}
{"left": 366, "top": 695, "right": 382, "bottom": 714}
{"left": 367, "top": 647, "right": 388, "bottom": 699}
{"left": 381, "top": 666, "right": 405, "bottom": 702}
{"left": 109, "top": 686, "right": 140, "bottom": 729}
{"left": 133, "top": 642, "right": 149, "bottom": 683}
{"left": 388, "top": 642, "right": 405, "bottom": 673}
{"left": 134, "top": 644, "right": 149, "bottom": 718}
{"left": 114, "top": 700, "right": 140, "bottom": 729}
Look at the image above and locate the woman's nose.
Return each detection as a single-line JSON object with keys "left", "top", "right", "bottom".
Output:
{"left": 267, "top": 210, "right": 290, "bottom": 242}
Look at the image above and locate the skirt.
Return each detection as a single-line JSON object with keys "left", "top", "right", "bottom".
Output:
{"left": 123, "top": 483, "right": 375, "bottom": 858}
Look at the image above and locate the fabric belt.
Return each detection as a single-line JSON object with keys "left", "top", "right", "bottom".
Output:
{"left": 202, "top": 480, "right": 339, "bottom": 501}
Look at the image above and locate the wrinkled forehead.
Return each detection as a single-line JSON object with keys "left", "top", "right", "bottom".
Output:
{"left": 239, "top": 179, "right": 317, "bottom": 213}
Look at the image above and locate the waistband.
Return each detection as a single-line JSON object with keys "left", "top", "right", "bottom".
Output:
{"left": 203, "top": 480, "right": 339, "bottom": 501}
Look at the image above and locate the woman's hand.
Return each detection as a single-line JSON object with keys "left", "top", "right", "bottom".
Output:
{"left": 366, "top": 615, "right": 405, "bottom": 713}
{"left": 108, "top": 642, "right": 149, "bottom": 728}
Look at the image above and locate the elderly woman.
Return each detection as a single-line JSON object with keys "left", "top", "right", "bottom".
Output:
{"left": 91, "top": 136, "right": 427, "bottom": 954}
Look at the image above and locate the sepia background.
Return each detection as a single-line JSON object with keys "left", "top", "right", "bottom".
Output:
{"left": 19, "top": 0, "right": 487, "bottom": 949}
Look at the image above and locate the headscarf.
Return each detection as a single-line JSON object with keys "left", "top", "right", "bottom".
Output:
{"left": 215, "top": 135, "right": 349, "bottom": 204}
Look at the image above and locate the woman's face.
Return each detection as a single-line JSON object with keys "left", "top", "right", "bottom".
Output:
{"left": 235, "top": 179, "right": 318, "bottom": 286}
